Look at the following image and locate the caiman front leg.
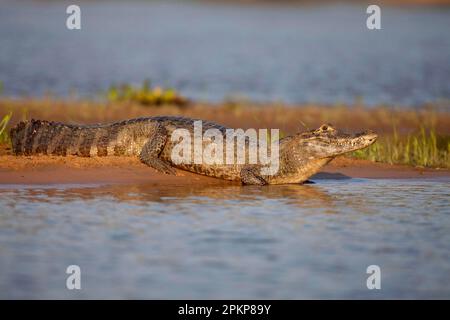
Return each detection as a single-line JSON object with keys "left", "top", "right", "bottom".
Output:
{"left": 240, "top": 166, "right": 267, "bottom": 186}
{"left": 139, "top": 124, "right": 176, "bottom": 175}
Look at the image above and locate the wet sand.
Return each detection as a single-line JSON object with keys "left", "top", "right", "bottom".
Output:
{"left": 0, "top": 155, "right": 448, "bottom": 185}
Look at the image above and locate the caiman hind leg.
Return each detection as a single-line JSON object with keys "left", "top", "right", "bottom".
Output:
{"left": 240, "top": 166, "right": 267, "bottom": 186}
{"left": 139, "top": 124, "right": 176, "bottom": 175}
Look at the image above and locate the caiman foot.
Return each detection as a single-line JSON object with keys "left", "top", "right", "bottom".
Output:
{"left": 140, "top": 156, "right": 177, "bottom": 175}
{"left": 240, "top": 167, "right": 267, "bottom": 186}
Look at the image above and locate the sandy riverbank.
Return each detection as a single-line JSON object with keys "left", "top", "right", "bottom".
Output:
{"left": 1, "top": 98, "right": 449, "bottom": 184}
{"left": 0, "top": 155, "right": 448, "bottom": 185}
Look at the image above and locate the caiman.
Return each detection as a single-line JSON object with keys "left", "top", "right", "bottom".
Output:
{"left": 10, "top": 116, "right": 377, "bottom": 185}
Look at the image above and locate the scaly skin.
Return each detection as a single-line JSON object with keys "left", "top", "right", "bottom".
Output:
{"left": 10, "top": 116, "right": 377, "bottom": 185}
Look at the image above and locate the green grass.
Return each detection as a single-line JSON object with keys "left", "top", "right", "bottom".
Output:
{"left": 0, "top": 112, "right": 12, "bottom": 145}
{"left": 105, "top": 80, "right": 188, "bottom": 107}
{"left": 352, "top": 126, "right": 450, "bottom": 168}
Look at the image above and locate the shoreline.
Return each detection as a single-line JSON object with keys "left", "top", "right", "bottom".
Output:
{"left": 1, "top": 98, "right": 449, "bottom": 179}
{"left": 0, "top": 156, "right": 448, "bottom": 186}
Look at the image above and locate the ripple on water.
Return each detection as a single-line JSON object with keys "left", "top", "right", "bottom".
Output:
{"left": 0, "top": 178, "right": 449, "bottom": 298}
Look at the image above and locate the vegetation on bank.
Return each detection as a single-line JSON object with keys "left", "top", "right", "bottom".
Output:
{"left": 0, "top": 98, "right": 449, "bottom": 169}
{"left": 0, "top": 112, "right": 11, "bottom": 145}
{"left": 105, "top": 80, "right": 189, "bottom": 107}
{"left": 351, "top": 126, "right": 450, "bottom": 168}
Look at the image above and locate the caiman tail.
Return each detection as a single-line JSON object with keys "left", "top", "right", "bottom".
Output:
{"left": 10, "top": 119, "right": 113, "bottom": 156}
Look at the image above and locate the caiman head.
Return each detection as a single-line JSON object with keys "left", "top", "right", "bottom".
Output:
{"left": 266, "top": 123, "right": 378, "bottom": 184}
{"left": 295, "top": 124, "right": 378, "bottom": 159}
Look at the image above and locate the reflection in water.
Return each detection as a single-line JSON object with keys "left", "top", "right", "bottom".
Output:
{"left": 13, "top": 183, "right": 333, "bottom": 206}
{"left": 0, "top": 178, "right": 449, "bottom": 299}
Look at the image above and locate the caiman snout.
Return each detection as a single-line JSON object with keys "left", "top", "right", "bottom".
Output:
{"left": 360, "top": 130, "right": 378, "bottom": 144}
{"left": 332, "top": 129, "right": 378, "bottom": 156}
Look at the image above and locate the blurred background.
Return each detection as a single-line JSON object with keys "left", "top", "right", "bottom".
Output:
{"left": 0, "top": 0, "right": 449, "bottom": 106}
{"left": 1, "top": 1, "right": 450, "bottom": 300}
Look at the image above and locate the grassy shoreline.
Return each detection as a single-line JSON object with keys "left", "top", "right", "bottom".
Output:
{"left": 1, "top": 97, "right": 449, "bottom": 169}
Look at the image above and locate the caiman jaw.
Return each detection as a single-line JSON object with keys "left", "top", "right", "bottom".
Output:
{"left": 336, "top": 130, "right": 378, "bottom": 155}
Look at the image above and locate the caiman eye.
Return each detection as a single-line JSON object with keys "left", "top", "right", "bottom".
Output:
{"left": 321, "top": 125, "right": 328, "bottom": 131}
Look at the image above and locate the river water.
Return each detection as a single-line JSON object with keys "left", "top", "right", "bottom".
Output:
{"left": 0, "top": 178, "right": 449, "bottom": 299}
{"left": 0, "top": 1, "right": 450, "bottom": 105}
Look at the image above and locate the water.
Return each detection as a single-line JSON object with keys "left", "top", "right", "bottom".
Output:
{"left": 1, "top": 1, "right": 450, "bottom": 106}
{"left": 0, "top": 178, "right": 449, "bottom": 299}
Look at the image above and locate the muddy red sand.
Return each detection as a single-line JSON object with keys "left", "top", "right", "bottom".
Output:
{"left": 0, "top": 155, "right": 448, "bottom": 185}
